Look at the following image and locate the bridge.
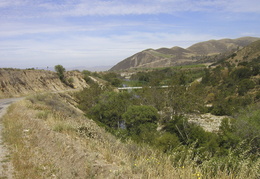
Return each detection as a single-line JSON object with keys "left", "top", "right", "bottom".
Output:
{"left": 117, "top": 85, "right": 169, "bottom": 90}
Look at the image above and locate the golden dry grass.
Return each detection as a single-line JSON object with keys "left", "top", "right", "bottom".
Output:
{"left": 1, "top": 93, "right": 259, "bottom": 178}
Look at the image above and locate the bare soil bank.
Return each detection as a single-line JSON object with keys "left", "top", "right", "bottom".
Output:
{"left": 0, "top": 69, "right": 88, "bottom": 98}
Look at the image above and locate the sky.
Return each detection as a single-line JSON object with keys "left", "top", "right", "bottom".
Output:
{"left": 0, "top": 0, "right": 260, "bottom": 69}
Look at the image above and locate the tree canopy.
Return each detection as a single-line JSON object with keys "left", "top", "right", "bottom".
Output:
{"left": 55, "top": 65, "right": 66, "bottom": 81}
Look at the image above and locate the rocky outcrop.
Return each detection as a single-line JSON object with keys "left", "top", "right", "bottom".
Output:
{"left": 0, "top": 69, "right": 88, "bottom": 98}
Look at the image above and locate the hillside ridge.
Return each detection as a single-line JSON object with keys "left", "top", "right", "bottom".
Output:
{"left": 226, "top": 39, "right": 260, "bottom": 65}
{"left": 110, "top": 36, "right": 259, "bottom": 71}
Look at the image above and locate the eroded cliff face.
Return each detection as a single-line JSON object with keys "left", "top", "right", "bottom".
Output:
{"left": 0, "top": 69, "right": 88, "bottom": 98}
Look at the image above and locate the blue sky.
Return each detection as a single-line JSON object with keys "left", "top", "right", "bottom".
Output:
{"left": 0, "top": 0, "right": 259, "bottom": 69}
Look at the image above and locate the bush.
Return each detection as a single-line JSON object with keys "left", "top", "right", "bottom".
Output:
{"left": 55, "top": 65, "right": 66, "bottom": 82}
{"left": 123, "top": 105, "right": 159, "bottom": 141}
{"left": 67, "top": 77, "right": 74, "bottom": 87}
{"left": 238, "top": 79, "right": 255, "bottom": 95}
{"left": 76, "top": 83, "right": 109, "bottom": 114}
{"left": 101, "top": 72, "right": 123, "bottom": 87}
{"left": 155, "top": 132, "right": 180, "bottom": 152}
{"left": 89, "top": 91, "right": 135, "bottom": 128}
{"left": 231, "top": 67, "right": 251, "bottom": 81}
{"left": 132, "top": 123, "right": 158, "bottom": 144}
{"left": 123, "top": 105, "right": 158, "bottom": 130}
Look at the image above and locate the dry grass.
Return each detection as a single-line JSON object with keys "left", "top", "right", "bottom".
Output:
{"left": 2, "top": 93, "right": 259, "bottom": 178}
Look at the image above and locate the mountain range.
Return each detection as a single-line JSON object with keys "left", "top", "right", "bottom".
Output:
{"left": 110, "top": 37, "right": 260, "bottom": 71}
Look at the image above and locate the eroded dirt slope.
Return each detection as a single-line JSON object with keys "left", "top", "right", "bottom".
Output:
{"left": 0, "top": 69, "right": 88, "bottom": 98}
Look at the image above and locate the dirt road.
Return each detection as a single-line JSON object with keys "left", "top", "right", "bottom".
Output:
{"left": 0, "top": 98, "right": 23, "bottom": 178}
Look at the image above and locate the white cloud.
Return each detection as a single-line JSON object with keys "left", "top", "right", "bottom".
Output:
{"left": 0, "top": 0, "right": 25, "bottom": 7}
{"left": 0, "top": 20, "right": 146, "bottom": 38}
{"left": 225, "top": 0, "right": 260, "bottom": 13}
{"left": 0, "top": 0, "right": 258, "bottom": 69}
{"left": 1, "top": 0, "right": 259, "bottom": 19}
{"left": 0, "top": 30, "right": 220, "bottom": 68}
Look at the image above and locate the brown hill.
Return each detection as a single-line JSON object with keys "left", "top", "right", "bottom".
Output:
{"left": 110, "top": 37, "right": 259, "bottom": 71}
{"left": 0, "top": 69, "right": 88, "bottom": 98}
{"left": 187, "top": 37, "right": 259, "bottom": 55}
{"left": 110, "top": 47, "right": 194, "bottom": 71}
{"left": 226, "top": 40, "right": 260, "bottom": 65}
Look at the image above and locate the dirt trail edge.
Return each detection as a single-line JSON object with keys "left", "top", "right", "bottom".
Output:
{"left": 0, "top": 98, "right": 23, "bottom": 178}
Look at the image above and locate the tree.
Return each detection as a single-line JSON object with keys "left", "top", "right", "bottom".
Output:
{"left": 163, "top": 115, "right": 190, "bottom": 144}
{"left": 231, "top": 67, "right": 251, "bottom": 81}
{"left": 76, "top": 83, "right": 106, "bottom": 114}
{"left": 213, "top": 103, "right": 260, "bottom": 157}
{"left": 237, "top": 79, "right": 255, "bottom": 96}
{"left": 201, "top": 68, "right": 211, "bottom": 84}
{"left": 55, "top": 65, "right": 66, "bottom": 82}
{"left": 137, "top": 87, "right": 166, "bottom": 111}
{"left": 122, "top": 105, "right": 159, "bottom": 140}
{"left": 155, "top": 132, "right": 180, "bottom": 152}
{"left": 90, "top": 91, "right": 135, "bottom": 128}
{"left": 166, "top": 85, "right": 204, "bottom": 115}
{"left": 101, "top": 72, "right": 123, "bottom": 87}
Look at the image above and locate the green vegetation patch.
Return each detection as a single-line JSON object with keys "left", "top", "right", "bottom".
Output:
{"left": 74, "top": 57, "right": 260, "bottom": 178}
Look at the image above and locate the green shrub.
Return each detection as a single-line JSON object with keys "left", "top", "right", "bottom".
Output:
{"left": 155, "top": 132, "right": 180, "bottom": 152}
{"left": 231, "top": 67, "right": 251, "bottom": 81}
{"left": 89, "top": 91, "right": 135, "bottom": 128}
{"left": 123, "top": 105, "right": 158, "bottom": 131}
{"left": 54, "top": 64, "right": 66, "bottom": 82}
{"left": 238, "top": 79, "right": 255, "bottom": 95}
{"left": 122, "top": 105, "right": 159, "bottom": 142}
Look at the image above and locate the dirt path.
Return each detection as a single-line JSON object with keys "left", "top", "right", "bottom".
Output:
{"left": 0, "top": 98, "right": 23, "bottom": 178}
